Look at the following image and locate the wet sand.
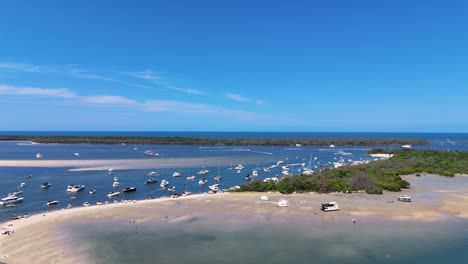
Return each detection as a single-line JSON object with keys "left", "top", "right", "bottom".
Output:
{"left": 1, "top": 174, "right": 467, "bottom": 263}
{"left": 0, "top": 156, "right": 266, "bottom": 171}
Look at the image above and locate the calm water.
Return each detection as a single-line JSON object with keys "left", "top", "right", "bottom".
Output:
{"left": 1, "top": 132, "right": 467, "bottom": 221}
{"left": 67, "top": 218, "right": 468, "bottom": 264}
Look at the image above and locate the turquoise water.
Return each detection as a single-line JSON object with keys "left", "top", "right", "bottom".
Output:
{"left": 68, "top": 218, "right": 468, "bottom": 264}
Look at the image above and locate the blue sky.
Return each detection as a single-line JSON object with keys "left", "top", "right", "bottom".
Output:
{"left": 0, "top": 0, "right": 467, "bottom": 132}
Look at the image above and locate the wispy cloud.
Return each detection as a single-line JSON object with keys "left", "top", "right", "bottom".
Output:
{"left": 81, "top": 95, "right": 137, "bottom": 105}
{"left": 0, "top": 84, "right": 76, "bottom": 98}
{"left": 226, "top": 92, "right": 265, "bottom": 105}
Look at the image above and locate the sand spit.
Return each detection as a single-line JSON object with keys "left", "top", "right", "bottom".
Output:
{"left": 1, "top": 174, "right": 468, "bottom": 263}
{"left": 0, "top": 156, "right": 267, "bottom": 171}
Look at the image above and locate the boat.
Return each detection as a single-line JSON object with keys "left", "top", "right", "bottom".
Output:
{"left": 260, "top": 195, "right": 269, "bottom": 201}
{"left": 20, "top": 182, "right": 26, "bottom": 188}
{"left": 147, "top": 171, "right": 158, "bottom": 176}
{"left": 198, "top": 178, "right": 207, "bottom": 185}
{"left": 113, "top": 181, "right": 120, "bottom": 187}
{"left": 234, "top": 164, "right": 244, "bottom": 170}
{"left": 113, "top": 177, "right": 119, "bottom": 181}
{"left": 41, "top": 182, "right": 52, "bottom": 189}
{"left": 197, "top": 169, "right": 209, "bottom": 175}
{"left": 209, "top": 184, "right": 220, "bottom": 192}
{"left": 26, "top": 175, "right": 32, "bottom": 178}
{"left": 83, "top": 202, "right": 90, "bottom": 207}
{"left": 244, "top": 174, "right": 252, "bottom": 180}
{"left": 276, "top": 160, "right": 284, "bottom": 166}
{"left": 321, "top": 202, "right": 340, "bottom": 212}
{"left": 160, "top": 179, "right": 169, "bottom": 187}
{"left": 145, "top": 178, "right": 157, "bottom": 184}
{"left": 9, "top": 190, "right": 23, "bottom": 196}
{"left": 214, "top": 176, "right": 222, "bottom": 181}
{"left": 236, "top": 170, "right": 241, "bottom": 174}
{"left": 74, "top": 152, "right": 80, "bottom": 156}
{"left": 397, "top": 195, "right": 412, "bottom": 202}
{"left": 96, "top": 201, "right": 103, "bottom": 205}
{"left": 282, "top": 169, "right": 290, "bottom": 175}
{"left": 401, "top": 145, "right": 412, "bottom": 150}
{"left": 167, "top": 186, "right": 176, "bottom": 192}
{"left": 172, "top": 172, "right": 181, "bottom": 177}
{"left": 66, "top": 184, "right": 85, "bottom": 192}
{"left": 107, "top": 191, "right": 120, "bottom": 198}
{"left": 67, "top": 204, "right": 73, "bottom": 209}
{"left": 329, "top": 144, "right": 335, "bottom": 148}
{"left": 186, "top": 175, "right": 196, "bottom": 180}
{"left": 144, "top": 150, "right": 155, "bottom": 156}
{"left": 89, "top": 189, "right": 96, "bottom": 194}
{"left": 36, "top": 153, "right": 43, "bottom": 159}
{"left": 121, "top": 187, "right": 137, "bottom": 193}
{"left": 262, "top": 168, "right": 270, "bottom": 172}
{"left": 277, "top": 199, "right": 288, "bottom": 207}
{"left": 252, "top": 170, "right": 259, "bottom": 177}
{"left": 0, "top": 195, "right": 24, "bottom": 206}
{"left": 45, "top": 200, "right": 59, "bottom": 206}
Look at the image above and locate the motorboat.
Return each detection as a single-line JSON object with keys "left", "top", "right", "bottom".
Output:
{"left": 262, "top": 168, "right": 270, "bottom": 172}
{"left": 244, "top": 174, "right": 252, "bottom": 180}
{"left": 276, "top": 160, "right": 284, "bottom": 166}
{"left": 234, "top": 164, "right": 244, "bottom": 170}
{"left": 260, "top": 195, "right": 269, "bottom": 201}
{"left": 214, "top": 176, "right": 222, "bottom": 181}
{"left": 401, "top": 145, "right": 412, "bottom": 150}
{"left": 282, "top": 170, "right": 290, "bottom": 175}
{"left": 107, "top": 191, "right": 120, "bottom": 198}
{"left": 167, "top": 186, "right": 176, "bottom": 192}
{"left": 197, "top": 169, "right": 209, "bottom": 175}
{"left": 321, "top": 202, "right": 340, "bottom": 212}
{"left": 172, "top": 172, "right": 181, "bottom": 177}
{"left": 20, "top": 182, "right": 26, "bottom": 188}
{"left": 198, "top": 178, "right": 208, "bottom": 185}
{"left": 121, "top": 187, "right": 137, "bottom": 193}
{"left": 209, "top": 184, "right": 220, "bottom": 192}
{"left": 113, "top": 177, "right": 119, "bottom": 181}
{"left": 186, "top": 175, "right": 196, "bottom": 180}
{"left": 160, "top": 179, "right": 169, "bottom": 187}
{"left": 9, "top": 190, "right": 23, "bottom": 196}
{"left": 277, "top": 199, "right": 288, "bottom": 207}
{"left": 66, "top": 184, "right": 85, "bottom": 192}
{"left": 236, "top": 170, "right": 241, "bottom": 174}
{"left": 89, "top": 189, "right": 96, "bottom": 195}
{"left": 67, "top": 204, "right": 73, "bottom": 209}
{"left": 144, "top": 150, "right": 155, "bottom": 156}
{"left": 96, "top": 201, "right": 103, "bottom": 205}
{"left": 41, "top": 182, "right": 52, "bottom": 189}
{"left": 329, "top": 144, "right": 336, "bottom": 148}
{"left": 0, "top": 195, "right": 24, "bottom": 206}
{"left": 83, "top": 202, "right": 90, "bottom": 207}
{"left": 113, "top": 181, "right": 120, "bottom": 187}
{"left": 397, "top": 195, "right": 412, "bottom": 202}
{"left": 147, "top": 171, "right": 158, "bottom": 176}
{"left": 36, "top": 152, "right": 43, "bottom": 159}
{"left": 45, "top": 200, "right": 59, "bottom": 206}
{"left": 252, "top": 170, "right": 259, "bottom": 177}
{"left": 74, "top": 152, "right": 80, "bottom": 156}
{"left": 145, "top": 178, "right": 157, "bottom": 184}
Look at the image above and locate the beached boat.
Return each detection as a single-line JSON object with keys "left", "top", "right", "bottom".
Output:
{"left": 83, "top": 202, "right": 90, "bottom": 207}
{"left": 45, "top": 200, "right": 59, "bottom": 206}
{"left": 67, "top": 204, "right": 73, "bottom": 209}
{"left": 145, "top": 178, "right": 157, "bottom": 184}
{"left": 173, "top": 172, "right": 181, "bottom": 177}
{"left": 0, "top": 195, "right": 24, "bottom": 206}
{"left": 41, "top": 182, "right": 52, "bottom": 189}
{"left": 96, "top": 201, "right": 103, "bottom": 205}
{"left": 397, "top": 195, "right": 412, "bottom": 202}
{"left": 107, "top": 191, "right": 120, "bottom": 198}
{"left": 121, "top": 187, "right": 136, "bottom": 193}
{"left": 160, "top": 179, "right": 169, "bottom": 187}
{"left": 198, "top": 178, "right": 208, "bottom": 185}
{"left": 321, "top": 202, "right": 340, "bottom": 212}
{"left": 260, "top": 195, "right": 269, "bottom": 201}
{"left": 277, "top": 199, "right": 288, "bottom": 207}
{"left": 66, "top": 184, "right": 85, "bottom": 192}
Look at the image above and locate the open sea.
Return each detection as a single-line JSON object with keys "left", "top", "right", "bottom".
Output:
{"left": 1, "top": 132, "right": 468, "bottom": 263}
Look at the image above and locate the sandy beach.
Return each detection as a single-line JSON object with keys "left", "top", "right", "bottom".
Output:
{"left": 0, "top": 156, "right": 267, "bottom": 171}
{"left": 1, "top": 174, "right": 467, "bottom": 263}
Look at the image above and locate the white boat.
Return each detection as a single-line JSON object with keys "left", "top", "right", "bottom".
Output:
{"left": 113, "top": 181, "right": 120, "bottom": 187}
{"left": 198, "top": 178, "right": 208, "bottom": 185}
{"left": 276, "top": 160, "right": 284, "bottom": 166}
{"left": 41, "top": 182, "right": 52, "bottom": 189}
{"left": 209, "top": 184, "right": 220, "bottom": 192}
{"left": 83, "top": 202, "right": 90, "bottom": 207}
{"left": 96, "top": 201, "right": 103, "bottom": 205}
{"left": 167, "top": 186, "right": 176, "bottom": 192}
{"left": 9, "top": 190, "right": 23, "bottom": 196}
{"left": 244, "top": 174, "right": 252, "bottom": 180}
{"left": 0, "top": 195, "right": 24, "bottom": 206}
{"left": 321, "top": 202, "right": 340, "bottom": 212}
{"left": 113, "top": 177, "right": 119, "bottom": 181}
{"left": 89, "top": 189, "right": 96, "bottom": 195}
{"left": 252, "top": 170, "right": 259, "bottom": 177}
{"left": 36, "top": 152, "right": 43, "bottom": 159}
{"left": 186, "top": 175, "right": 196, "bottom": 180}
{"left": 66, "top": 184, "right": 85, "bottom": 192}
{"left": 197, "top": 169, "right": 209, "bottom": 175}
{"left": 74, "top": 152, "right": 80, "bottom": 156}
{"left": 173, "top": 172, "right": 181, "bottom": 177}
{"left": 262, "top": 168, "right": 270, "bottom": 172}
{"left": 282, "top": 170, "right": 290, "bottom": 175}
{"left": 160, "top": 179, "right": 169, "bottom": 188}
{"left": 260, "top": 195, "right": 269, "bottom": 201}
{"left": 277, "top": 199, "right": 288, "bottom": 207}
{"left": 234, "top": 164, "right": 244, "bottom": 170}
{"left": 147, "top": 171, "right": 158, "bottom": 176}
{"left": 236, "top": 170, "right": 241, "bottom": 174}
{"left": 20, "top": 182, "right": 26, "bottom": 188}
{"left": 397, "top": 195, "right": 412, "bottom": 202}
{"left": 401, "top": 145, "right": 412, "bottom": 150}
{"left": 45, "top": 200, "right": 58, "bottom": 206}
{"left": 144, "top": 150, "right": 155, "bottom": 156}
{"left": 214, "top": 176, "right": 222, "bottom": 181}
{"left": 329, "top": 144, "right": 336, "bottom": 148}
{"left": 107, "top": 191, "right": 120, "bottom": 198}
{"left": 67, "top": 204, "right": 73, "bottom": 209}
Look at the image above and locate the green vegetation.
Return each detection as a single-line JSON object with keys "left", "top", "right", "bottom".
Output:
{"left": 238, "top": 149, "right": 468, "bottom": 194}
{"left": 0, "top": 135, "right": 430, "bottom": 146}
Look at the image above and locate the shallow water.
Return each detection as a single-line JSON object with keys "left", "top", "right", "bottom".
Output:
{"left": 67, "top": 218, "right": 468, "bottom": 264}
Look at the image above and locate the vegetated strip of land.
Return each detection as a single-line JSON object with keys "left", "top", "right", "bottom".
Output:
{"left": 0, "top": 135, "right": 430, "bottom": 146}
{"left": 238, "top": 149, "right": 468, "bottom": 194}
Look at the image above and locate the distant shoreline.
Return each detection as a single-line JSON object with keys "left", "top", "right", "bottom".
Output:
{"left": 0, "top": 135, "right": 431, "bottom": 146}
